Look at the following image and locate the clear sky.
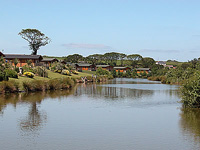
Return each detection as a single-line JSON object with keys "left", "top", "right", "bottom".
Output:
{"left": 1, "top": 0, "right": 200, "bottom": 61}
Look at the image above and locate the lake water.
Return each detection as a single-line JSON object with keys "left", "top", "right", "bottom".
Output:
{"left": 0, "top": 78, "right": 200, "bottom": 150}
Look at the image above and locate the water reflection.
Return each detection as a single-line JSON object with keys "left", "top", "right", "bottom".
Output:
{"left": 0, "top": 88, "right": 76, "bottom": 114}
{"left": 74, "top": 83, "right": 154, "bottom": 99}
{"left": 180, "top": 108, "right": 200, "bottom": 143}
{"left": 19, "top": 102, "right": 47, "bottom": 133}
{"left": 1, "top": 78, "right": 200, "bottom": 150}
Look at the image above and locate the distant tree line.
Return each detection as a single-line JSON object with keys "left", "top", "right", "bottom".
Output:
{"left": 64, "top": 52, "right": 155, "bottom": 68}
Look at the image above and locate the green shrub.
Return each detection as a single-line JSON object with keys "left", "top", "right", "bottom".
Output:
{"left": 0, "top": 72, "right": 8, "bottom": 81}
{"left": 96, "top": 67, "right": 110, "bottom": 76}
{"left": 181, "top": 71, "right": 200, "bottom": 108}
{"left": 4, "top": 69, "right": 18, "bottom": 79}
{"left": 0, "top": 81, "right": 19, "bottom": 93}
{"left": 48, "top": 79, "right": 61, "bottom": 90}
{"left": 33, "top": 66, "right": 48, "bottom": 77}
{"left": 15, "top": 67, "right": 19, "bottom": 73}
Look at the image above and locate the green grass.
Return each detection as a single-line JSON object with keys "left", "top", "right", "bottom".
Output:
{"left": 9, "top": 70, "right": 94, "bottom": 90}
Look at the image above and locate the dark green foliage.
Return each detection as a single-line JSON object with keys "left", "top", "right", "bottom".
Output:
{"left": 111, "top": 69, "right": 117, "bottom": 78}
{"left": 4, "top": 69, "right": 18, "bottom": 79}
{"left": 96, "top": 67, "right": 110, "bottom": 76}
{"left": 15, "top": 67, "right": 19, "bottom": 73}
{"left": 125, "top": 69, "right": 132, "bottom": 77}
{"left": 14, "top": 58, "right": 19, "bottom": 68}
{"left": 0, "top": 72, "right": 8, "bottom": 81}
{"left": 64, "top": 54, "right": 83, "bottom": 63}
{"left": 141, "top": 57, "right": 155, "bottom": 68}
{"left": 181, "top": 71, "right": 200, "bottom": 108}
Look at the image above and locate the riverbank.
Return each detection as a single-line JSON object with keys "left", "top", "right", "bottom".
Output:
{"left": 0, "top": 70, "right": 110, "bottom": 94}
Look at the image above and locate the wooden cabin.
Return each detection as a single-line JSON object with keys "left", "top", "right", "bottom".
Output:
{"left": 41, "top": 58, "right": 59, "bottom": 67}
{"left": 113, "top": 67, "right": 131, "bottom": 72}
{"left": 136, "top": 68, "right": 151, "bottom": 74}
{"left": 96, "top": 65, "right": 113, "bottom": 71}
{"left": 4, "top": 54, "right": 43, "bottom": 67}
{"left": 75, "top": 63, "right": 96, "bottom": 71}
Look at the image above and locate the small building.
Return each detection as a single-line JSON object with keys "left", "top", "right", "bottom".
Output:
{"left": 96, "top": 65, "right": 113, "bottom": 71}
{"left": 113, "top": 67, "right": 131, "bottom": 72}
{"left": 156, "top": 61, "right": 166, "bottom": 67}
{"left": 75, "top": 63, "right": 96, "bottom": 71}
{"left": 4, "top": 54, "right": 43, "bottom": 67}
{"left": 41, "top": 58, "right": 59, "bottom": 67}
{"left": 165, "top": 65, "right": 174, "bottom": 69}
{"left": 136, "top": 68, "right": 151, "bottom": 74}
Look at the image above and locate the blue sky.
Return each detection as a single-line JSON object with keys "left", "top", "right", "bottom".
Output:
{"left": 1, "top": 0, "right": 200, "bottom": 61}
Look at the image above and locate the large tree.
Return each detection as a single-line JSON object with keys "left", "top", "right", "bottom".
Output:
{"left": 19, "top": 29, "right": 51, "bottom": 55}
{"left": 64, "top": 54, "right": 83, "bottom": 63}
{"left": 127, "top": 54, "right": 142, "bottom": 67}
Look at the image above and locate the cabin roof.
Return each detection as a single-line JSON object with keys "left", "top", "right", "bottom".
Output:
{"left": 75, "top": 63, "right": 92, "bottom": 67}
{"left": 4, "top": 54, "right": 43, "bottom": 60}
{"left": 114, "top": 67, "right": 130, "bottom": 69}
{"left": 96, "top": 65, "right": 110, "bottom": 67}
{"left": 136, "top": 68, "right": 150, "bottom": 71}
{"left": 41, "top": 58, "right": 58, "bottom": 62}
{"left": 156, "top": 61, "right": 166, "bottom": 65}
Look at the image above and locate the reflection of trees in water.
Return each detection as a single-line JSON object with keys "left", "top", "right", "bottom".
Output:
{"left": 74, "top": 83, "right": 154, "bottom": 99}
{"left": 180, "top": 108, "right": 200, "bottom": 143}
{"left": 0, "top": 88, "right": 76, "bottom": 134}
{"left": 19, "top": 102, "right": 47, "bottom": 133}
{"left": 0, "top": 87, "right": 76, "bottom": 114}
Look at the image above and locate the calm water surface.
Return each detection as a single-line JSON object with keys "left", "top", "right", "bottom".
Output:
{"left": 0, "top": 78, "right": 200, "bottom": 150}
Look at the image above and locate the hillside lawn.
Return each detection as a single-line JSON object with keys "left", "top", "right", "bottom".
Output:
{"left": 10, "top": 70, "right": 94, "bottom": 90}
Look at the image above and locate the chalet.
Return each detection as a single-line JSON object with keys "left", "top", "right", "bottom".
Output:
{"left": 113, "top": 67, "right": 131, "bottom": 72}
{"left": 96, "top": 65, "right": 113, "bottom": 71}
{"left": 156, "top": 61, "right": 166, "bottom": 67}
{"left": 136, "top": 68, "right": 151, "bottom": 74}
{"left": 75, "top": 63, "right": 96, "bottom": 71}
{"left": 165, "top": 65, "right": 174, "bottom": 69}
{"left": 41, "top": 58, "right": 59, "bottom": 67}
{"left": 4, "top": 54, "right": 43, "bottom": 67}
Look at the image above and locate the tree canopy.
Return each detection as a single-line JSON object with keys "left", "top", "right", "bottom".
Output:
{"left": 64, "top": 54, "right": 83, "bottom": 63}
{"left": 18, "top": 29, "right": 51, "bottom": 55}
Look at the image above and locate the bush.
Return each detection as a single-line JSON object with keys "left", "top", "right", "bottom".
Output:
{"left": 96, "top": 67, "right": 110, "bottom": 76}
{"left": 4, "top": 69, "right": 18, "bottom": 79}
{"left": 15, "top": 67, "right": 19, "bottom": 73}
{"left": 71, "top": 70, "right": 78, "bottom": 75}
{"left": 0, "top": 81, "right": 19, "bottom": 93}
{"left": 181, "top": 71, "right": 200, "bottom": 108}
{"left": 23, "top": 80, "right": 47, "bottom": 92}
{"left": 22, "top": 65, "right": 34, "bottom": 72}
{"left": 0, "top": 72, "right": 8, "bottom": 81}
{"left": 33, "top": 66, "right": 48, "bottom": 78}
{"left": 22, "top": 78, "right": 74, "bottom": 92}
{"left": 24, "top": 72, "right": 34, "bottom": 78}
{"left": 61, "top": 69, "right": 71, "bottom": 76}
{"left": 111, "top": 69, "right": 117, "bottom": 78}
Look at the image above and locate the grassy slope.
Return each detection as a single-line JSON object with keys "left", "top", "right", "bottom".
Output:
{"left": 10, "top": 70, "right": 93, "bottom": 90}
